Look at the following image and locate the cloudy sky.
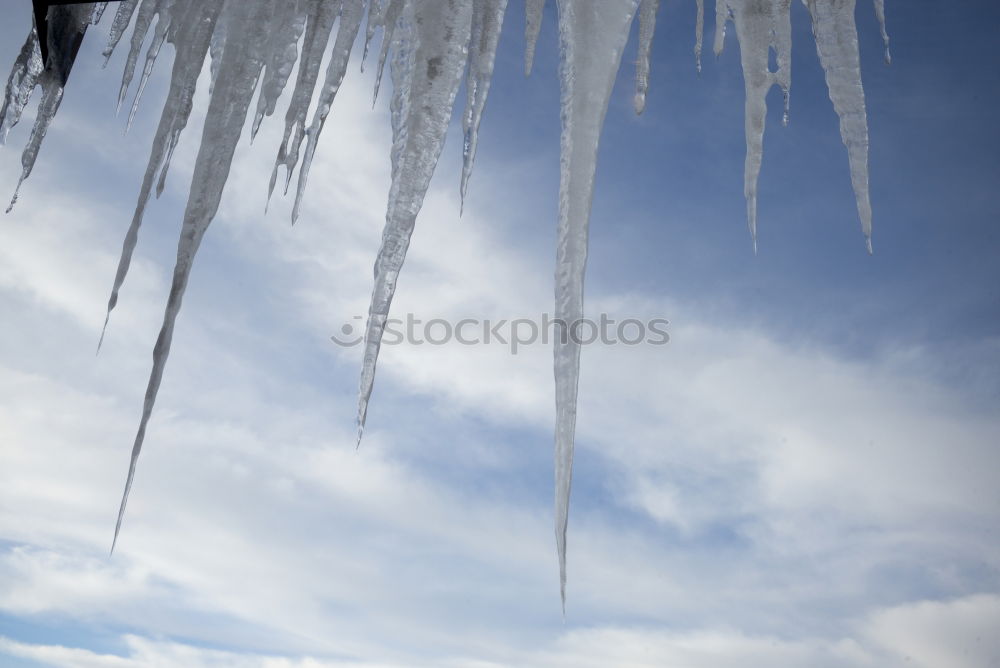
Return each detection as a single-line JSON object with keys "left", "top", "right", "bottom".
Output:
{"left": 2, "top": 1, "right": 999, "bottom": 666}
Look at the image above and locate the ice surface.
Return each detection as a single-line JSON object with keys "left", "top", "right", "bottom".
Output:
{"left": 1, "top": 0, "right": 888, "bottom": 599}
{"left": 553, "top": 0, "right": 640, "bottom": 609}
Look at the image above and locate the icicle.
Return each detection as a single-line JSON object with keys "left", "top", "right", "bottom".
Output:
{"left": 291, "top": 0, "right": 366, "bottom": 223}
{"left": 633, "top": 0, "right": 660, "bottom": 115}
{"left": 103, "top": 0, "right": 139, "bottom": 66}
{"left": 112, "top": 0, "right": 275, "bottom": 552}
{"left": 125, "top": 0, "right": 176, "bottom": 133}
{"left": 872, "top": 0, "right": 890, "bottom": 64}
{"left": 0, "top": 29, "right": 43, "bottom": 144}
{"left": 251, "top": 0, "right": 307, "bottom": 142}
{"left": 117, "top": 0, "right": 163, "bottom": 114}
{"left": 525, "top": 0, "right": 545, "bottom": 76}
{"left": 371, "top": 0, "right": 404, "bottom": 106}
{"left": 356, "top": 0, "right": 474, "bottom": 445}
{"left": 694, "top": 0, "right": 704, "bottom": 72}
{"left": 460, "top": 0, "right": 508, "bottom": 211}
{"left": 100, "top": 0, "right": 222, "bottom": 350}
{"left": 91, "top": 3, "right": 110, "bottom": 25}
{"left": 266, "top": 0, "right": 340, "bottom": 206}
{"left": 713, "top": 0, "right": 729, "bottom": 56}
{"left": 804, "top": 0, "right": 874, "bottom": 252}
{"left": 361, "top": 0, "right": 390, "bottom": 72}
{"left": 717, "top": 0, "right": 791, "bottom": 251}
{"left": 6, "top": 5, "right": 94, "bottom": 213}
{"left": 552, "top": 0, "right": 640, "bottom": 610}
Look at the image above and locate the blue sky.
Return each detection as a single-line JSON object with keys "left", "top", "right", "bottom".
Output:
{"left": 1, "top": 1, "right": 999, "bottom": 666}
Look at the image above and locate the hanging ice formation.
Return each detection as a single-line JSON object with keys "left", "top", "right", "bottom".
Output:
{"left": 1, "top": 0, "right": 887, "bottom": 605}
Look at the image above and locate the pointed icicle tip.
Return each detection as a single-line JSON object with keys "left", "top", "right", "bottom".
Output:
{"left": 524, "top": 0, "right": 545, "bottom": 76}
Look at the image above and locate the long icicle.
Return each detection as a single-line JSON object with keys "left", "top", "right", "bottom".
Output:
{"left": 291, "top": 0, "right": 366, "bottom": 223}
{"left": 694, "top": 0, "right": 704, "bottom": 72}
{"left": 804, "top": 0, "right": 874, "bottom": 252}
{"left": 371, "top": 0, "right": 404, "bottom": 105}
{"left": 720, "top": 0, "right": 791, "bottom": 251}
{"left": 112, "top": 0, "right": 276, "bottom": 553}
{"left": 125, "top": 0, "right": 176, "bottom": 134}
{"left": 460, "top": 0, "right": 508, "bottom": 211}
{"left": 117, "top": 0, "right": 163, "bottom": 114}
{"left": 553, "top": 0, "right": 640, "bottom": 610}
{"left": 356, "top": 0, "right": 473, "bottom": 445}
{"left": 99, "top": 0, "right": 222, "bottom": 351}
{"left": 266, "top": 0, "right": 340, "bottom": 206}
{"left": 524, "top": 0, "right": 545, "bottom": 76}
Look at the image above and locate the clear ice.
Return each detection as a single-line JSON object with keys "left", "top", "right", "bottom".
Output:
{"left": 0, "top": 0, "right": 887, "bottom": 602}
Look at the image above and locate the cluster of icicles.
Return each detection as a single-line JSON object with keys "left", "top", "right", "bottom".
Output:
{"left": 1, "top": 0, "right": 888, "bottom": 607}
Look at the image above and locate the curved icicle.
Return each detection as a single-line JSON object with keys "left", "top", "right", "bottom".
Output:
{"left": 804, "top": 0, "right": 874, "bottom": 252}
{"left": 356, "top": 0, "right": 473, "bottom": 445}
{"left": 525, "top": 0, "right": 545, "bottom": 76}
{"left": 633, "top": 0, "right": 660, "bottom": 115}
{"left": 113, "top": 0, "right": 275, "bottom": 553}
{"left": 460, "top": 0, "right": 508, "bottom": 211}
{"left": 553, "top": 0, "right": 640, "bottom": 611}
{"left": 100, "top": 0, "right": 222, "bottom": 351}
